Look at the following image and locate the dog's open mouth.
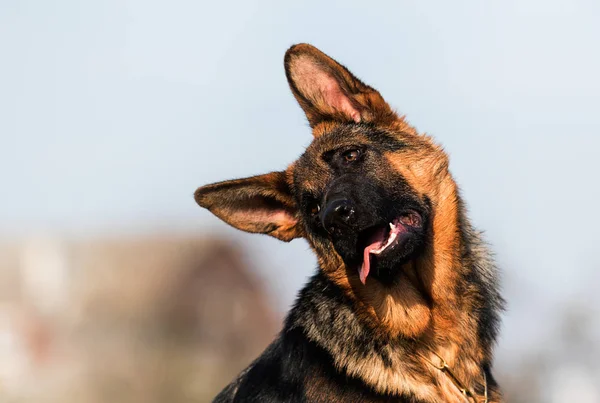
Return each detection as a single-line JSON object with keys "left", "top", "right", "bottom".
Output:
{"left": 357, "top": 211, "right": 422, "bottom": 284}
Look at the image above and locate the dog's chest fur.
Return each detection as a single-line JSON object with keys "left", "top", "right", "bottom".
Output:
{"left": 215, "top": 273, "right": 479, "bottom": 403}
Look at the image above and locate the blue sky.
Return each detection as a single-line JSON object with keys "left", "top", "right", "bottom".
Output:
{"left": 2, "top": 0, "right": 600, "bottom": 360}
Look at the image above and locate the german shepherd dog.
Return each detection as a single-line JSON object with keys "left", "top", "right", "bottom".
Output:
{"left": 195, "top": 44, "right": 503, "bottom": 402}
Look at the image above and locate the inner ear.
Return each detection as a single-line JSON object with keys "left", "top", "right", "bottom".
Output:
{"left": 284, "top": 43, "right": 395, "bottom": 128}
{"left": 194, "top": 171, "right": 302, "bottom": 242}
{"left": 289, "top": 56, "right": 362, "bottom": 123}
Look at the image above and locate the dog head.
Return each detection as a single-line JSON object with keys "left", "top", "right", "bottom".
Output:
{"left": 195, "top": 44, "right": 456, "bottom": 335}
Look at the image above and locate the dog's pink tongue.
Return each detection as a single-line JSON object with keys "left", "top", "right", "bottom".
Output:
{"left": 359, "top": 228, "right": 386, "bottom": 285}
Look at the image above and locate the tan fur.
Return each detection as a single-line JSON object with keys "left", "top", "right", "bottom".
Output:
{"left": 353, "top": 263, "right": 432, "bottom": 339}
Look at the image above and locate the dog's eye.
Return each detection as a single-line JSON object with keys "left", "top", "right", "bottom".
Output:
{"left": 342, "top": 149, "right": 361, "bottom": 164}
{"left": 309, "top": 203, "right": 320, "bottom": 216}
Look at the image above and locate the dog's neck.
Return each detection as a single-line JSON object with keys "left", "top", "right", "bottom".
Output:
{"left": 290, "top": 176, "right": 502, "bottom": 401}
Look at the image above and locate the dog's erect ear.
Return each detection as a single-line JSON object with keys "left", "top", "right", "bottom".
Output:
{"left": 284, "top": 43, "right": 396, "bottom": 129}
{"left": 195, "top": 171, "right": 301, "bottom": 242}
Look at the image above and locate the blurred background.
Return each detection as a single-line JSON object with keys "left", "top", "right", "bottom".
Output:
{"left": 1, "top": 1, "right": 599, "bottom": 402}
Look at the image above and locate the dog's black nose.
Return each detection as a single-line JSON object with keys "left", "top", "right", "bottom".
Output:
{"left": 322, "top": 199, "right": 355, "bottom": 234}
